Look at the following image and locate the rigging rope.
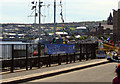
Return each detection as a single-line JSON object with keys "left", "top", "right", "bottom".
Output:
{"left": 60, "top": 0, "right": 65, "bottom": 43}
{"left": 60, "top": 0, "right": 64, "bottom": 23}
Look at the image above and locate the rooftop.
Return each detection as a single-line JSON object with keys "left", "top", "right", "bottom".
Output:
{"left": 76, "top": 26, "right": 87, "bottom": 30}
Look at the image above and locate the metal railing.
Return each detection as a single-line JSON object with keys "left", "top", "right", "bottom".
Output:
{"left": 1, "top": 42, "right": 98, "bottom": 73}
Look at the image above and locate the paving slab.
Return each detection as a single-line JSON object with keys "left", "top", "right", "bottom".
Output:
{"left": 2, "top": 59, "right": 109, "bottom": 83}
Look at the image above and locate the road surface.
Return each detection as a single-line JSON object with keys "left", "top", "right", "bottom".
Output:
{"left": 28, "top": 62, "right": 118, "bottom": 82}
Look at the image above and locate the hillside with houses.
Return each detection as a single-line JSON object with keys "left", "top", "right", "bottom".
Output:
{"left": 1, "top": 21, "right": 113, "bottom": 43}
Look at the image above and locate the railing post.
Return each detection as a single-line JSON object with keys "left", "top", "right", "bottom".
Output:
{"left": 90, "top": 44, "right": 92, "bottom": 59}
{"left": 86, "top": 44, "right": 89, "bottom": 60}
{"left": 93, "top": 43, "right": 95, "bottom": 59}
{"left": 49, "top": 55, "right": 51, "bottom": 67}
{"left": 30, "top": 58, "right": 32, "bottom": 69}
{"left": 73, "top": 53, "right": 75, "bottom": 63}
{"left": 91, "top": 43, "right": 96, "bottom": 59}
{"left": 38, "top": 43, "right": 41, "bottom": 68}
{"left": 58, "top": 54, "right": 61, "bottom": 65}
{"left": 66, "top": 53, "right": 68, "bottom": 64}
{"left": 93, "top": 43, "right": 97, "bottom": 59}
{"left": 79, "top": 44, "right": 82, "bottom": 61}
{"left": 26, "top": 44, "right": 28, "bottom": 70}
{"left": 11, "top": 44, "right": 14, "bottom": 73}
{"left": 70, "top": 54, "right": 72, "bottom": 63}
{"left": 92, "top": 43, "right": 95, "bottom": 59}
{"left": 46, "top": 56, "right": 49, "bottom": 67}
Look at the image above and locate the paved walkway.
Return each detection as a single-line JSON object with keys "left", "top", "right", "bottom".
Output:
{"left": 2, "top": 59, "right": 109, "bottom": 83}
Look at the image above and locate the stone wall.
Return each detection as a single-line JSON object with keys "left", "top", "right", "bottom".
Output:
{"left": 113, "top": 9, "right": 120, "bottom": 40}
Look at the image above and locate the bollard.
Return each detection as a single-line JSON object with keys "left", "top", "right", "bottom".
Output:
{"left": 11, "top": 44, "right": 14, "bottom": 73}
{"left": 26, "top": 44, "right": 28, "bottom": 70}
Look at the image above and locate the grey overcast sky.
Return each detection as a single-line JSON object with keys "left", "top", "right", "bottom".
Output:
{"left": 0, "top": 0, "right": 119, "bottom": 24}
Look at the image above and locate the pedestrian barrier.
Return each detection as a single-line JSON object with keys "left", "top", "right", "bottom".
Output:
{"left": 1, "top": 42, "right": 98, "bottom": 73}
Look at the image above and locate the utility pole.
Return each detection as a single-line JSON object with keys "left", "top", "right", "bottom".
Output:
{"left": 34, "top": 2, "right": 37, "bottom": 24}
{"left": 54, "top": 0, "right": 56, "bottom": 38}
{"left": 39, "top": 0, "right": 41, "bottom": 42}
{"left": 31, "top": 1, "right": 37, "bottom": 27}
{"left": 38, "top": 0, "right": 43, "bottom": 42}
{"left": 38, "top": 0, "right": 43, "bottom": 68}
{"left": 34, "top": 1, "right": 37, "bottom": 36}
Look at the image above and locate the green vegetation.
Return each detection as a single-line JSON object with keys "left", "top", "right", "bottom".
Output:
{"left": 70, "top": 36, "right": 75, "bottom": 40}
{"left": 47, "top": 31, "right": 54, "bottom": 33}
{"left": 79, "top": 36, "right": 89, "bottom": 40}
{"left": 103, "top": 35, "right": 109, "bottom": 39}
{"left": 97, "top": 34, "right": 109, "bottom": 40}
{"left": 69, "top": 27, "right": 76, "bottom": 30}
{"left": 57, "top": 27, "right": 64, "bottom": 30}
{"left": 49, "top": 27, "right": 53, "bottom": 29}
{"left": 24, "top": 37, "right": 36, "bottom": 40}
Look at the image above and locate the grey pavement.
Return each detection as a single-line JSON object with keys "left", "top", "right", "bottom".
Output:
{"left": 2, "top": 59, "right": 109, "bottom": 83}
{"left": 30, "top": 63, "right": 117, "bottom": 82}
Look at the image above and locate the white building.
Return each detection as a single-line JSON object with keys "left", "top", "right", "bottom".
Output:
{"left": 75, "top": 26, "right": 88, "bottom": 35}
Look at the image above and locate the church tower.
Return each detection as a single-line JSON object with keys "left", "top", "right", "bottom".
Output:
{"left": 107, "top": 12, "right": 113, "bottom": 25}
